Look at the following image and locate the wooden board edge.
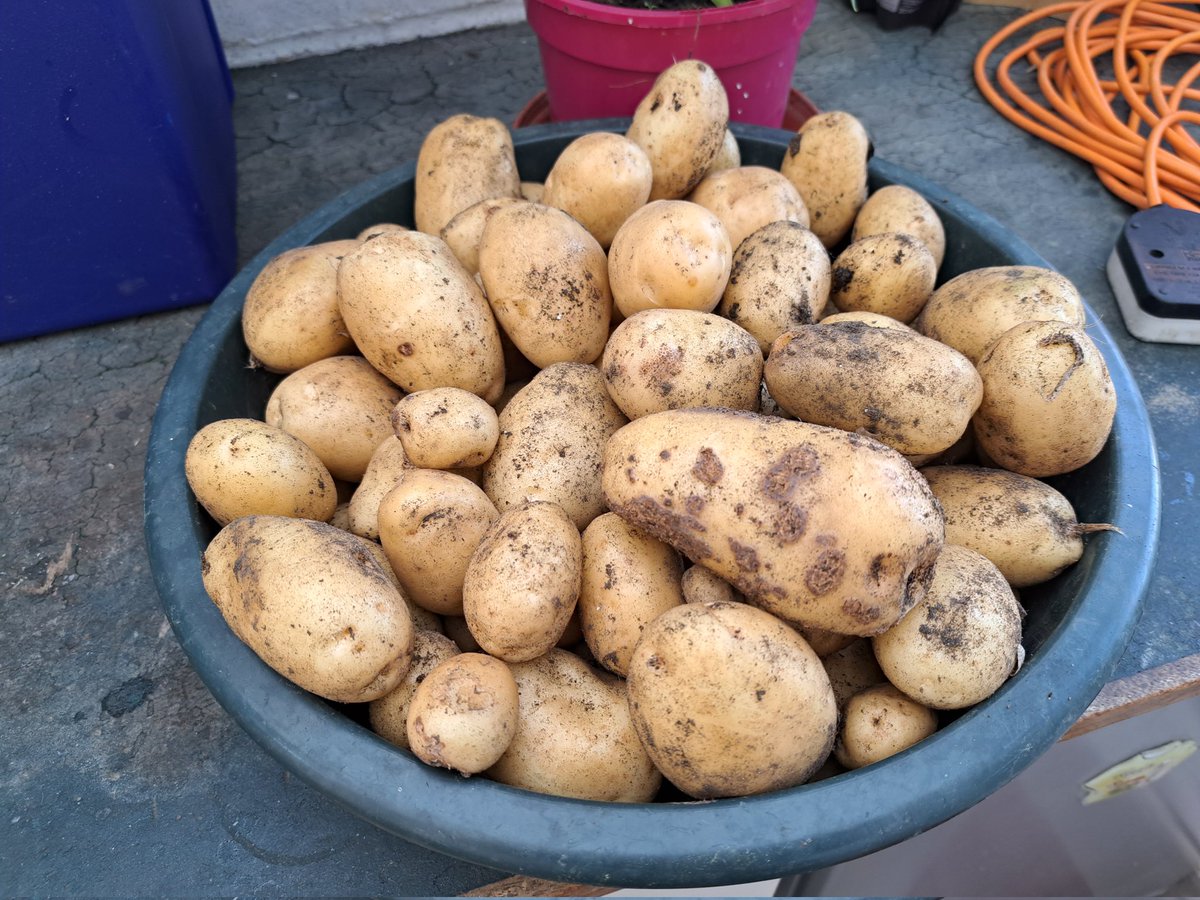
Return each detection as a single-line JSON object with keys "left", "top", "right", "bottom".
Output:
{"left": 1063, "top": 652, "right": 1200, "bottom": 741}
{"left": 462, "top": 875, "right": 614, "bottom": 897}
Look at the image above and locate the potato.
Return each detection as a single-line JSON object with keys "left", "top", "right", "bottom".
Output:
{"left": 627, "top": 600, "right": 837, "bottom": 798}
{"left": 483, "top": 363, "right": 627, "bottom": 530}
{"left": 443, "top": 615, "right": 482, "bottom": 653}
{"left": 488, "top": 649, "right": 661, "bottom": 802}
{"left": 462, "top": 501, "right": 582, "bottom": 663}
{"left": 241, "top": 240, "right": 360, "bottom": 373}
{"left": 347, "top": 436, "right": 409, "bottom": 540}
{"left": 718, "top": 220, "right": 830, "bottom": 353}
{"left": 819, "top": 310, "right": 912, "bottom": 331}
{"left": 519, "top": 181, "right": 543, "bottom": 203}
{"left": 780, "top": 111, "right": 870, "bottom": 248}
{"left": 608, "top": 200, "right": 733, "bottom": 318}
{"left": 601, "top": 309, "right": 762, "bottom": 420}
{"left": 834, "top": 684, "right": 937, "bottom": 769}
{"left": 915, "top": 265, "right": 1086, "bottom": 365}
{"left": 338, "top": 231, "right": 506, "bottom": 403}
{"left": 709, "top": 128, "right": 741, "bottom": 174}
{"left": 186, "top": 418, "right": 337, "bottom": 526}
{"left": 368, "top": 630, "right": 461, "bottom": 749}
{"left": 579, "top": 512, "right": 684, "bottom": 676}
{"left": 830, "top": 233, "right": 937, "bottom": 324}
{"left": 264, "top": 355, "right": 402, "bottom": 482}
{"left": 201, "top": 516, "right": 414, "bottom": 703}
{"left": 406, "top": 653, "right": 519, "bottom": 774}
{"left": 414, "top": 114, "right": 520, "bottom": 235}
{"left": 973, "top": 321, "right": 1116, "bottom": 477}
{"left": 873, "top": 544, "right": 1023, "bottom": 710}
{"left": 794, "top": 626, "right": 856, "bottom": 659}
{"left": 542, "top": 132, "right": 653, "bottom": 249}
{"left": 681, "top": 565, "right": 741, "bottom": 605}
{"left": 360, "top": 540, "right": 444, "bottom": 635}
{"left": 626, "top": 60, "right": 729, "bottom": 201}
{"left": 853, "top": 185, "right": 946, "bottom": 269}
{"left": 357, "top": 222, "right": 408, "bottom": 241}
{"left": 439, "top": 197, "right": 522, "bottom": 276}
{"left": 687, "top": 166, "right": 809, "bottom": 250}
{"left": 330, "top": 501, "right": 352, "bottom": 531}
{"left": 391, "top": 387, "right": 499, "bottom": 470}
{"left": 822, "top": 638, "right": 886, "bottom": 708}
{"left": 377, "top": 468, "right": 499, "bottom": 615}
{"left": 765, "top": 323, "right": 982, "bottom": 457}
{"left": 602, "top": 409, "right": 944, "bottom": 636}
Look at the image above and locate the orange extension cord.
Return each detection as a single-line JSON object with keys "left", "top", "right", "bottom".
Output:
{"left": 974, "top": 0, "right": 1200, "bottom": 210}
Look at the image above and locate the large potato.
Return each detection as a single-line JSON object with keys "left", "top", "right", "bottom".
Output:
{"left": 348, "top": 436, "right": 410, "bottom": 540}
{"left": 439, "top": 197, "right": 522, "bottom": 276}
{"left": 186, "top": 418, "right": 336, "bottom": 526}
{"left": 687, "top": 166, "right": 809, "bottom": 250}
{"left": 369, "top": 630, "right": 461, "bottom": 750}
{"left": 601, "top": 309, "right": 762, "bottom": 420}
{"left": 201, "top": 516, "right": 414, "bottom": 703}
{"left": 852, "top": 184, "right": 946, "bottom": 269}
{"left": 414, "top": 114, "right": 520, "bottom": 235}
{"left": 602, "top": 409, "right": 944, "bottom": 636}
{"left": 829, "top": 233, "right": 937, "bottom": 324}
{"left": 391, "top": 387, "right": 499, "bottom": 469}
{"left": 626, "top": 60, "right": 729, "bottom": 201}
{"left": 542, "top": 132, "right": 653, "bottom": 249}
{"left": 338, "top": 231, "right": 506, "bottom": 403}
{"left": 627, "top": 600, "right": 837, "bottom": 798}
{"left": 780, "top": 111, "right": 871, "bottom": 248}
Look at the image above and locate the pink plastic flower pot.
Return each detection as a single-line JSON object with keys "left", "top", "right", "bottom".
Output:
{"left": 523, "top": 0, "right": 819, "bottom": 128}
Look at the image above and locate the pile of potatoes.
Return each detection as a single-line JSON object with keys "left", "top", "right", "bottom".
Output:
{"left": 187, "top": 60, "right": 1118, "bottom": 802}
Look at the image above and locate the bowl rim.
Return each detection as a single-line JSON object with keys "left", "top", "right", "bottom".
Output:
{"left": 144, "top": 119, "right": 1160, "bottom": 888}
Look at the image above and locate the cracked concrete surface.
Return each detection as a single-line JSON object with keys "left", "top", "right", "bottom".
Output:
{"left": 1, "top": 2, "right": 1196, "bottom": 894}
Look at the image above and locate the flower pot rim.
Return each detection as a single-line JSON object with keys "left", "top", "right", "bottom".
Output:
{"left": 524, "top": 0, "right": 808, "bottom": 28}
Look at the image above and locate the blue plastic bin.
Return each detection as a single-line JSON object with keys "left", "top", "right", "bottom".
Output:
{"left": 0, "top": 0, "right": 237, "bottom": 342}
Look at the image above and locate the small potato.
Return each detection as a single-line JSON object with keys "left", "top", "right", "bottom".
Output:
{"left": 627, "top": 60, "right": 729, "bottom": 201}
{"left": 201, "top": 516, "right": 414, "bottom": 703}
{"left": 463, "top": 501, "right": 582, "bottom": 663}
{"left": 242, "top": 240, "right": 360, "bottom": 373}
{"left": 579, "top": 513, "right": 684, "bottom": 676}
{"left": 874, "top": 544, "right": 1023, "bottom": 710}
{"left": 819, "top": 310, "right": 913, "bottom": 331}
{"left": 348, "top": 436, "right": 410, "bottom": 540}
{"left": 794, "top": 626, "right": 856, "bottom": 659}
{"left": 601, "top": 309, "right": 762, "bottom": 420}
{"left": 852, "top": 185, "right": 946, "bottom": 269}
{"left": 439, "top": 197, "right": 523, "bottom": 276}
{"left": 687, "top": 166, "right": 810, "bottom": 250}
{"left": 330, "top": 502, "right": 352, "bottom": 531}
{"left": 822, "top": 639, "right": 886, "bottom": 708}
{"left": 264, "top": 356, "right": 402, "bottom": 482}
{"left": 830, "top": 233, "right": 937, "bottom": 324}
{"left": 443, "top": 615, "right": 482, "bottom": 653}
{"left": 391, "top": 388, "right": 500, "bottom": 469}
{"left": 542, "top": 132, "right": 653, "bottom": 249}
{"left": 357, "top": 222, "right": 408, "bottom": 241}
{"left": 627, "top": 600, "right": 837, "bottom": 798}
{"left": 368, "top": 630, "right": 461, "bottom": 749}
{"left": 719, "top": 221, "right": 830, "bottom": 353}
{"left": 916, "top": 265, "right": 1086, "bottom": 365}
{"left": 519, "top": 181, "right": 544, "bottom": 203}
{"left": 186, "top": 418, "right": 337, "bottom": 526}
{"left": 973, "top": 321, "right": 1116, "bottom": 477}
{"left": 681, "top": 565, "right": 741, "bottom": 605}
{"left": 406, "top": 653, "right": 519, "bottom": 774}
{"left": 780, "top": 111, "right": 871, "bottom": 248}
{"left": 608, "top": 200, "right": 733, "bottom": 318}
{"left": 709, "top": 128, "right": 741, "bottom": 174}
{"left": 377, "top": 469, "right": 499, "bottom": 615}
{"left": 414, "top": 114, "right": 520, "bottom": 235}
{"left": 834, "top": 684, "right": 937, "bottom": 769}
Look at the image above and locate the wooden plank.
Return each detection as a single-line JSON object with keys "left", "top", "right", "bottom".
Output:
{"left": 462, "top": 875, "right": 614, "bottom": 897}
{"left": 1063, "top": 652, "right": 1200, "bottom": 741}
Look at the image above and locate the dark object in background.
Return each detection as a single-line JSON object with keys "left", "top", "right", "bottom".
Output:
{"left": 848, "top": 0, "right": 962, "bottom": 30}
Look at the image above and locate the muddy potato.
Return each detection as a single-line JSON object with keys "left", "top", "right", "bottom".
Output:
{"left": 780, "top": 111, "right": 871, "bottom": 248}
{"left": 874, "top": 544, "right": 1023, "bottom": 710}
{"left": 830, "top": 233, "right": 937, "bottom": 324}
{"left": 439, "top": 197, "right": 522, "bottom": 276}
{"left": 627, "top": 600, "right": 837, "bottom": 798}
{"left": 542, "top": 132, "right": 653, "bottom": 249}
{"left": 819, "top": 310, "right": 913, "bottom": 331}
{"left": 822, "top": 639, "right": 886, "bottom": 708}
{"left": 687, "top": 166, "right": 810, "bottom": 251}
{"left": 719, "top": 220, "right": 830, "bottom": 353}
{"left": 338, "top": 232, "right": 506, "bottom": 403}
{"left": 202, "top": 516, "right": 414, "bottom": 702}
{"left": 357, "top": 222, "right": 408, "bottom": 241}
{"left": 579, "top": 513, "right": 684, "bottom": 676}
{"left": 603, "top": 409, "right": 944, "bottom": 636}
{"left": 916, "top": 265, "right": 1086, "bottom": 364}
{"left": 626, "top": 60, "right": 729, "bottom": 201}
{"left": 330, "top": 502, "right": 352, "bottom": 531}
{"left": 681, "top": 565, "right": 741, "bottom": 605}
{"left": 488, "top": 649, "right": 661, "bottom": 802}
{"left": 264, "top": 356, "right": 401, "bottom": 482}
{"left": 406, "top": 653, "right": 519, "bottom": 774}
{"left": 608, "top": 200, "right": 733, "bottom": 318}
{"left": 483, "top": 363, "right": 628, "bottom": 530}
{"left": 414, "top": 114, "right": 520, "bottom": 235}
{"left": 186, "top": 418, "right": 337, "bottom": 526}
{"left": 834, "top": 683, "right": 938, "bottom": 769}
{"left": 709, "top": 128, "right": 741, "bottom": 173}
{"left": 601, "top": 309, "right": 762, "bottom": 419}
{"left": 852, "top": 185, "right": 946, "bottom": 269}
{"left": 462, "top": 501, "right": 582, "bottom": 663}
{"left": 368, "top": 630, "right": 461, "bottom": 749}
{"left": 347, "top": 436, "right": 409, "bottom": 540}
{"left": 973, "top": 321, "right": 1116, "bottom": 477}
{"left": 479, "top": 202, "right": 613, "bottom": 367}
{"left": 377, "top": 468, "right": 499, "bottom": 615}
{"left": 765, "top": 323, "right": 982, "bottom": 457}
{"left": 242, "top": 240, "right": 360, "bottom": 373}
{"left": 391, "top": 387, "right": 500, "bottom": 470}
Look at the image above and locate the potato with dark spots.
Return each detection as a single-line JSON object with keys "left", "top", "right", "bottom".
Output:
{"left": 439, "top": 196, "right": 523, "bottom": 276}
{"left": 822, "top": 638, "right": 886, "bottom": 708}
{"left": 852, "top": 184, "right": 946, "bottom": 268}
{"left": 391, "top": 387, "right": 500, "bottom": 470}
{"left": 602, "top": 408, "right": 944, "bottom": 636}
{"left": 780, "top": 111, "right": 870, "bottom": 248}
{"left": 542, "top": 132, "right": 653, "bottom": 249}
{"left": 819, "top": 310, "right": 913, "bottom": 331}
{"left": 201, "top": 516, "right": 414, "bottom": 703}
{"left": 348, "top": 436, "right": 410, "bottom": 540}
{"left": 414, "top": 114, "right": 520, "bottom": 235}
{"left": 369, "top": 630, "right": 461, "bottom": 750}
{"left": 687, "top": 165, "right": 809, "bottom": 251}
{"left": 829, "top": 233, "right": 937, "bottom": 324}
{"left": 834, "top": 683, "right": 938, "bottom": 769}
{"left": 626, "top": 600, "right": 837, "bottom": 798}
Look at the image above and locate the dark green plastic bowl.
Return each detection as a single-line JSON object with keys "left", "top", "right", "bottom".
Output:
{"left": 145, "top": 121, "right": 1159, "bottom": 888}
